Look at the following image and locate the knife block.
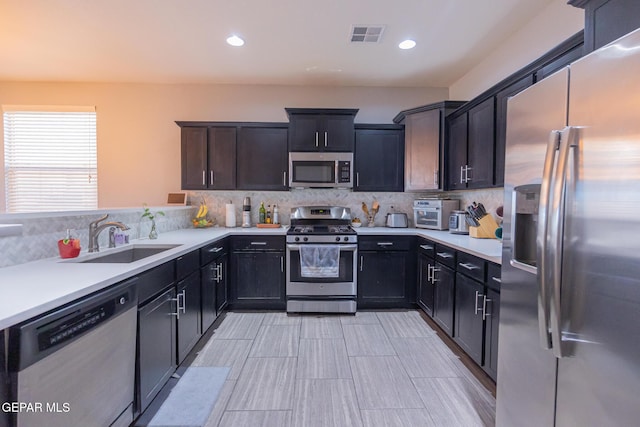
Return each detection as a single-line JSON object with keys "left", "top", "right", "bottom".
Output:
{"left": 469, "top": 215, "right": 499, "bottom": 239}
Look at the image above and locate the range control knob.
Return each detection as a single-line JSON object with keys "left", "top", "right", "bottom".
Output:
{"left": 295, "top": 237, "right": 300, "bottom": 242}
{"left": 343, "top": 237, "right": 349, "bottom": 242}
{"left": 303, "top": 237, "right": 308, "bottom": 242}
{"left": 119, "top": 297, "right": 126, "bottom": 305}
{"left": 336, "top": 236, "right": 341, "bottom": 242}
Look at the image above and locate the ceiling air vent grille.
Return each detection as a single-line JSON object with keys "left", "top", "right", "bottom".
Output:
{"left": 350, "top": 25, "right": 385, "bottom": 43}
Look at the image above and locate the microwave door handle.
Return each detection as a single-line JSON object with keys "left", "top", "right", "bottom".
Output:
{"left": 335, "top": 161, "right": 339, "bottom": 185}
{"left": 315, "top": 132, "right": 319, "bottom": 148}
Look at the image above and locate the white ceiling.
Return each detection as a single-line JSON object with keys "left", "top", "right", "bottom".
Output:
{"left": 0, "top": 0, "right": 556, "bottom": 87}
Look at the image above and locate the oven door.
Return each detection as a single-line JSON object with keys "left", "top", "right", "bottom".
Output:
{"left": 413, "top": 207, "right": 443, "bottom": 229}
{"left": 286, "top": 243, "right": 357, "bottom": 296}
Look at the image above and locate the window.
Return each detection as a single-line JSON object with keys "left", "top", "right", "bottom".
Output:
{"left": 3, "top": 106, "right": 97, "bottom": 212}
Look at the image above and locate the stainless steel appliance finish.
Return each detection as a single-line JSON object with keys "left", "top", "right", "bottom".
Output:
{"left": 385, "top": 212, "right": 409, "bottom": 228}
{"left": 498, "top": 28, "right": 640, "bottom": 427}
{"left": 448, "top": 210, "right": 469, "bottom": 234}
{"left": 289, "top": 152, "right": 353, "bottom": 189}
{"left": 8, "top": 280, "right": 138, "bottom": 427}
{"left": 413, "top": 198, "right": 459, "bottom": 230}
{"left": 286, "top": 206, "right": 358, "bottom": 313}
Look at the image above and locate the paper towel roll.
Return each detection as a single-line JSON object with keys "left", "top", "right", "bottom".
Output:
{"left": 225, "top": 203, "right": 236, "bottom": 227}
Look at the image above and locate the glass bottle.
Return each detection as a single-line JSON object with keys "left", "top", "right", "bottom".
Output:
{"left": 266, "top": 205, "right": 272, "bottom": 224}
{"left": 259, "top": 202, "right": 266, "bottom": 224}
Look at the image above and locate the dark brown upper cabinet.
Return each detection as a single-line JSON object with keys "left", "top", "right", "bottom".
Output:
{"left": 569, "top": 0, "right": 640, "bottom": 54}
{"left": 394, "top": 101, "right": 466, "bottom": 192}
{"left": 354, "top": 124, "right": 404, "bottom": 192}
{"left": 179, "top": 125, "right": 236, "bottom": 190}
{"left": 286, "top": 108, "right": 358, "bottom": 152}
{"left": 236, "top": 125, "right": 289, "bottom": 191}
{"left": 446, "top": 98, "right": 495, "bottom": 190}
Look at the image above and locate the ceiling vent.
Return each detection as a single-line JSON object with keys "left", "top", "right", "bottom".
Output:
{"left": 350, "top": 25, "right": 385, "bottom": 43}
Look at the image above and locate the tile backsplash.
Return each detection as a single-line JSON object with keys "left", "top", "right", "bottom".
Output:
{"left": 0, "top": 188, "right": 505, "bottom": 268}
{"left": 191, "top": 188, "right": 504, "bottom": 227}
{"left": 0, "top": 206, "right": 193, "bottom": 268}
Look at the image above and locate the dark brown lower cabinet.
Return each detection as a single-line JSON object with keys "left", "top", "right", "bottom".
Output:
{"left": 432, "top": 263, "right": 455, "bottom": 336}
{"left": 176, "top": 271, "right": 202, "bottom": 364}
{"left": 454, "top": 273, "right": 485, "bottom": 365}
{"left": 230, "top": 243, "right": 285, "bottom": 310}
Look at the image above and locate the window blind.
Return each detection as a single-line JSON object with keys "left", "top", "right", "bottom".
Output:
{"left": 3, "top": 109, "right": 97, "bottom": 212}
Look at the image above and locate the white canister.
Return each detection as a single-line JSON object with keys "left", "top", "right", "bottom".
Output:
{"left": 225, "top": 202, "right": 236, "bottom": 227}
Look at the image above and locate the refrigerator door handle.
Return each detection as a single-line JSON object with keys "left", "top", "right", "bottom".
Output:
{"left": 536, "top": 129, "right": 560, "bottom": 350}
{"left": 548, "top": 125, "right": 579, "bottom": 359}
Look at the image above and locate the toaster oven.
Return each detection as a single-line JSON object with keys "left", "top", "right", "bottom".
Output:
{"left": 413, "top": 199, "right": 459, "bottom": 230}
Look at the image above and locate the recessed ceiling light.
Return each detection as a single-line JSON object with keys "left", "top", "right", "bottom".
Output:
{"left": 226, "top": 35, "right": 245, "bottom": 47}
{"left": 398, "top": 39, "right": 416, "bottom": 50}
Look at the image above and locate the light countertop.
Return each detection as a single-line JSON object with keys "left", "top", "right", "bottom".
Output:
{"left": 0, "top": 226, "right": 500, "bottom": 329}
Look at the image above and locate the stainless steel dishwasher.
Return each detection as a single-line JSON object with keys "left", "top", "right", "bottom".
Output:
{"left": 8, "top": 278, "right": 138, "bottom": 427}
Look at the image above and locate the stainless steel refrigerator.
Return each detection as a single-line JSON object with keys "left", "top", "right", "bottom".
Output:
{"left": 497, "top": 28, "right": 640, "bottom": 426}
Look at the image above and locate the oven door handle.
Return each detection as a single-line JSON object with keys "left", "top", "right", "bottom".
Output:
{"left": 286, "top": 244, "right": 358, "bottom": 251}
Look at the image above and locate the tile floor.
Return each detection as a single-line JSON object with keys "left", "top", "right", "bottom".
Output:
{"left": 189, "top": 310, "right": 495, "bottom": 427}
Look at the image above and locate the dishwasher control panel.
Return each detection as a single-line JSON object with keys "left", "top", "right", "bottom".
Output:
{"left": 9, "top": 280, "right": 137, "bottom": 371}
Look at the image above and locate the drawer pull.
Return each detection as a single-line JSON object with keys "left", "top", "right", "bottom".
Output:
{"left": 420, "top": 244, "right": 434, "bottom": 251}
{"left": 250, "top": 241, "right": 268, "bottom": 246}
{"left": 436, "top": 252, "right": 453, "bottom": 259}
{"left": 459, "top": 262, "right": 480, "bottom": 271}
{"left": 207, "top": 247, "right": 223, "bottom": 253}
{"left": 377, "top": 242, "right": 394, "bottom": 247}
{"left": 492, "top": 276, "right": 502, "bottom": 283}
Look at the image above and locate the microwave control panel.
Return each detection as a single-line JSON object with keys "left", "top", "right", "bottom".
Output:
{"left": 338, "top": 161, "right": 351, "bottom": 183}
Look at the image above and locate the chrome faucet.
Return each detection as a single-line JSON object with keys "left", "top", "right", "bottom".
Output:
{"left": 88, "top": 214, "right": 130, "bottom": 252}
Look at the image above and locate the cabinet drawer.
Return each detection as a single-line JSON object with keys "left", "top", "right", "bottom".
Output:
{"left": 417, "top": 238, "right": 436, "bottom": 258}
{"left": 358, "top": 236, "right": 411, "bottom": 251}
{"left": 176, "top": 250, "right": 199, "bottom": 280}
{"left": 457, "top": 251, "right": 486, "bottom": 282}
{"left": 200, "top": 239, "right": 228, "bottom": 265}
{"left": 434, "top": 244, "right": 456, "bottom": 268}
{"left": 231, "top": 236, "right": 284, "bottom": 251}
{"left": 487, "top": 262, "right": 502, "bottom": 291}
{"left": 137, "top": 261, "right": 176, "bottom": 305}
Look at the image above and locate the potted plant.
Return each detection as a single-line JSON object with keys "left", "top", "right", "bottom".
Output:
{"left": 141, "top": 204, "right": 165, "bottom": 239}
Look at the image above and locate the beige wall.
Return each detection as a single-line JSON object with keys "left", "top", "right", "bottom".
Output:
{"left": 449, "top": 1, "right": 584, "bottom": 100}
{"left": 0, "top": 83, "right": 447, "bottom": 211}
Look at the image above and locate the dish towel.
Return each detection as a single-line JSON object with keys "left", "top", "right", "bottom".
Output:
{"left": 299, "top": 244, "right": 340, "bottom": 278}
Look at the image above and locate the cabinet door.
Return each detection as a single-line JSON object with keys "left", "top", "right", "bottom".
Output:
{"left": 181, "top": 127, "right": 207, "bottom": 190}
{"left": 177, "top": 271, "right": 202, "bottom": 364}
{"left": 454, "top": 273, "right": 485, "bottom": 365}
{"left": 324, "top": 115, "right": 355, "bottom": 151}
{"left": 289, "top": 115, "right": 321, "bottom": 151}
{"left": 215, "top": 254, "right": 228, "bottom": 314}
{"left": 358, "top": 251, "right": 408, "bottom": 308}
{"left": 237, "top": 127, "right": 288, "bottom": 190}
{"left": 467, "top": 97, "right": 495, "bottom": 189}
{"left": 405, "top": 109, "right": 441, "bottom": 191}
{"left": 495, "top": 75, "right": 534, "bottom": 186}
{"left": 446, "top": 113, "right": 468, "bottom": 190}
{"left": 433, "top": 263, "right": 455, "bottom": 336}
{"left": 417, "top": 253, "right": 435, "bottom": 316}
{"left": 354, "top": 128, "right": 404, "bottom": 192}
{"left": 483, "top": 287, "right": 500, "bottom": 381}
{"left": 137, "top": 287, "right": 176, "bottom": 414}
{"left": 200, "top": 262, "right": 217, "bottom": 333}
{"left": 232, "top": 251, "right": 285, "bottom": 309}
{"left": 208, "top": 127, "right": 236, "bottom": 190}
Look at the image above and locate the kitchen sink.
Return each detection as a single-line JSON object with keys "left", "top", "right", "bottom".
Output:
{"left": 75, "top": 244, "right": 182, "bottom": 263}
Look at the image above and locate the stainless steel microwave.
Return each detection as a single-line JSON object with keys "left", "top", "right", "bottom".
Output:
{"left": 289, "top": 152, "right": 353, "bottom": 189}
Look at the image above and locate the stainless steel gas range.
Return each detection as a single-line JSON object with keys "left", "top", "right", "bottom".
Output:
{"left": 286, "top": 206, "right": 357, "bottom": 314}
